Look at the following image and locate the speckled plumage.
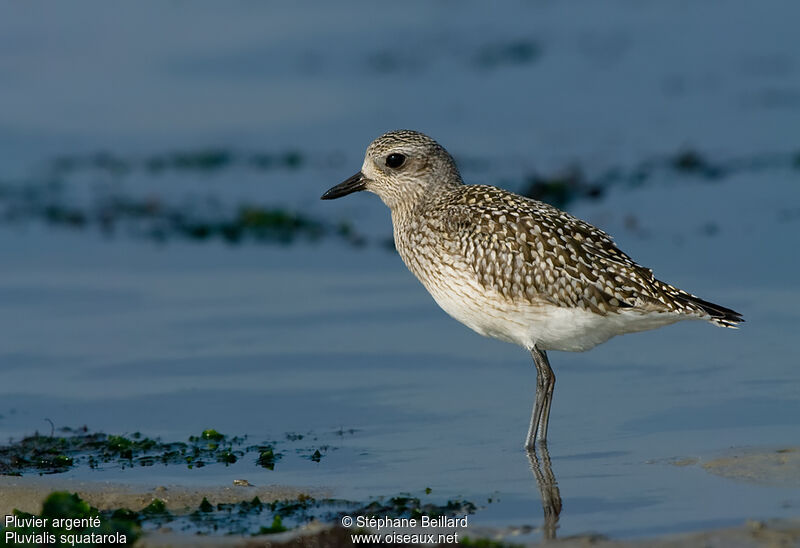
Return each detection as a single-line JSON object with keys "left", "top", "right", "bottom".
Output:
{"left": 322, "top": 130, "right": 743, "bottom": 448}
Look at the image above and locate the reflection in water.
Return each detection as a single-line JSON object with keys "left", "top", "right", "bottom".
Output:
{"left": 527, "top": 443, "right": 562, "bottom": 540}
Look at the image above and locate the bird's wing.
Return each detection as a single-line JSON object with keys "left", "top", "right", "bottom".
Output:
{"left": 438, "top": 185, "right": 680, "bottom": 315}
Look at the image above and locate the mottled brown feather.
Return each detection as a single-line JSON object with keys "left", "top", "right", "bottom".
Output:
{"left": 409, "top": 184, "right": 739, "bottom": 325}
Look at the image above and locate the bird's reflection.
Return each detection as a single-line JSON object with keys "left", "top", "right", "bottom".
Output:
{"left": 526, "top": 442, "right": 562, "bottom": 540}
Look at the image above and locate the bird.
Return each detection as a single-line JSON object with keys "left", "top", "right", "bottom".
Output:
{"left": 321, "top": 130, "right": 743, "bottom": 450}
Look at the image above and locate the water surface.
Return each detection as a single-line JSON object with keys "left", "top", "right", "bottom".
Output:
{"left": 1, "top": 1, "right": 799, "bottom": 541}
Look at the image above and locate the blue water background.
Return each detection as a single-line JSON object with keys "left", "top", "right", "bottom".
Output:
{"left": 1, "top": 1, "right": 799, "bottom": 539}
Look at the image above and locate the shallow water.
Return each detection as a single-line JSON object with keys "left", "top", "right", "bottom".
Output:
{"left": 1, "top": 1, "right": 799, "bottom": 541}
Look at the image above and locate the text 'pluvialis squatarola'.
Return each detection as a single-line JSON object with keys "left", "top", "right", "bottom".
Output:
{"left": 322, "top": 130, "right": 743, "bottom": 450}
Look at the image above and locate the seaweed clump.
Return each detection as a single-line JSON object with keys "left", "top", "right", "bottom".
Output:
{"left": 0, "top": 427, "right": 259, "bottom": 475}
{"left": 0, "top": 491, "right": 141, "bottom": 546}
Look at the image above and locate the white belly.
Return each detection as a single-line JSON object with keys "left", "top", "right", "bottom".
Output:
{"left": 419, "top": 267, "right": 686, "bottom": 352}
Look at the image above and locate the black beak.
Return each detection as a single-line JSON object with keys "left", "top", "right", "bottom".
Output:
{"left": 321, "top": 172, "right": 367, "bottom": 200}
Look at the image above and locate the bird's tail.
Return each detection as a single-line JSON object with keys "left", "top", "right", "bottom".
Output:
{"left": 675, "top": 293, "right": 744, "bottom": 328}
{"left": 650, "top": 279, "right": 744, "bottom": 328}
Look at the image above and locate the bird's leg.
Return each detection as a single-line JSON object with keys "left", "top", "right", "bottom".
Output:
{"left": 536, "top": 347, "right": 555, "bottom": 442}
{"left": 525, "top": 346, "right": 555, "bottom": 448}
{"left": 526, "top": 442, "right": 562, "bottom": 540}
{"left": 525, "top": 364, "right": 545, "bottom": 449}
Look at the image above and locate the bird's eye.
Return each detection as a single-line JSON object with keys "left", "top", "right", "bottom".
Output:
{"left": 385, "top": 153, "right": 406, "bottom": 169}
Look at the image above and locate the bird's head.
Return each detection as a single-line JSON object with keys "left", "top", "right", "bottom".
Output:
{"left": 321, "top": 130, "right": 462, "bottom": 210}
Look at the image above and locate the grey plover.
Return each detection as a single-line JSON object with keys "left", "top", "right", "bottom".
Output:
{"left": 322, "top": 130, "right": 743, "bottom": 449}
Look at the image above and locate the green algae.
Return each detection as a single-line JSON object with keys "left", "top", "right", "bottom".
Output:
{"left": 256, "top": 446, "right": 279, "bottom": 470}
{"left": 523, "top": 166, "right": 604, "bottom": 209}
{"left": 0, "top": 427, "right": 367, "bottom": 477}
{"left": 473, "top": 39, "right": 542, "bottom": 69}
{"left": 0, "top": 149, "right": 365, "bottom": 245}
{"left": 521, "top": 147, "right": 797, "bottom": 208}
{"left": 0, "top": 491, "right": 141, "bottom": 547}
{"left": 0, "top": 488, "right": 480, "bottom": 540}
{"left": 257, "top": 515, "right": 288, "bottom": 535}
{"left": 354, "top": 495, "right": 477, "bottom": 521}
{"left": 146, "top": 149, "right": 233, "bottom": 173}
{"left": 141, "top": 499, "right": 168, "bottom": 515}
{"left": 0, "top": 427, "right": 270, "bottom": 476}
{"left": 51, "top": 149, "right": 305, "bottom": 176}
{"left": 199, "top": 429, "right": 225, "bottom": 442}
{"left": 198, "top": 497, "right": 214, "bottom": 513}
{"left": 4, "top": 145, "right": 792, "bottom": 250}
{"left": 60, "top": 194, "right": 334, "bottom": 245}
{"left": 670, "top": 149, "right": 725, "bottom": 178}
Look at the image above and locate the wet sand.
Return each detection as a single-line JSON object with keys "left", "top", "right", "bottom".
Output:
{"left": 702, "top": 447, "right": 800, "bottom": 488}
{"left": 1, "top": 476, "right": 798, "bottom": 547}
{"left": 136, "top": 519, "right": 800, "bottom": 547}
{"left": 0, "top": 475, "right": 325, "bottom": 517}
{"left": 132, "top": 519, "right": 800, "bottom": 547}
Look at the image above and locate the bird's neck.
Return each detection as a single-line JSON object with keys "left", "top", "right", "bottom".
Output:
{"left": 387, "top": 177, "right": 462, "bottom": 218}
{"left": 388, "top": 194, "right": 424, "bottom": 220}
